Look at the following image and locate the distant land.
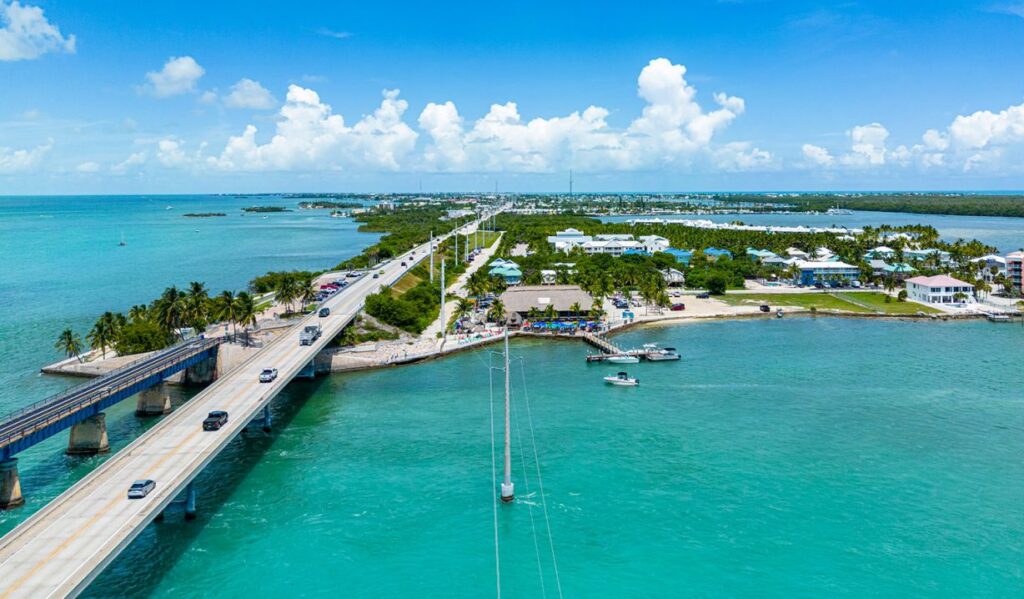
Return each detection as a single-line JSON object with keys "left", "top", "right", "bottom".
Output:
{"left": 242, "top": 206, "right": 290, "bottom": 213}
{"left": 298, "top": 200, "right": 362, "bottom": 210}
{"left": 183, "top": 212, "right": 226, "bottom": 218}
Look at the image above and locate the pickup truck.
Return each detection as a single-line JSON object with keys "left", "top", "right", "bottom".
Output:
{"left": 299, "top": 324, "right": 322, "bottom": 346}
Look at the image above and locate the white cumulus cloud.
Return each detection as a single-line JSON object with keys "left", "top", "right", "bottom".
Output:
{"left": 418, "top": 57, "right": 755, "bottom": 173}
{"left": 223, "top": 78, "right": 277, "bottom": 110}
{"left": 75, "top": 161, "right": 100, "bottom": 173}
{"left": 110, "top": 151, "right": 145, "bottom": 174}
{"left": 144, "top": 56, "right": 205, "bottom": 98}
{"left": 209, "top": 85, "right": 418, "bottom": 171}
{"left": 0, "top": 1, "right": 75, "bottom": 61}
{"left": 0, "top": 139, "right": 51, "bottom": 173}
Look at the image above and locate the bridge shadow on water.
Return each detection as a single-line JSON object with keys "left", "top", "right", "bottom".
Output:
{"left": 80, "top": 375, "right": 331, "bottom": 599}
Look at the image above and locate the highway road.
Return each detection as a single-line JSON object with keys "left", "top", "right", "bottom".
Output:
{"left": 0, "top": 211, "right": 497, "bottom": 598}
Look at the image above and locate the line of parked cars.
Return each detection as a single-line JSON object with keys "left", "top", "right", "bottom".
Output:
{"left": 316, "top": 279, "right": 349, "bottom": 302}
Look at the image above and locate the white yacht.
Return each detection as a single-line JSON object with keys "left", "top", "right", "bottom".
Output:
{"left": 607, "top": 354, "right": 639, "bottom": 364}
{"left": 646, "top": 347, "right": 680, "bottom": 361}
{"left": 604, "top": 372, "right": 639, "bottom": 386}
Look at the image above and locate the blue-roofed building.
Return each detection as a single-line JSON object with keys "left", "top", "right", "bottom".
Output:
{"left": 704, "top": 247, "right": 733, "bottom": 260}
{"left": 746, "top": 247, "right": 777, "bottom": 260}
{"left": 662, "top": 248, "right": 693, "bottom": 265}
{"left": 622, "top": 248, "right": 652, "bottom": 257}
{"left": 489, "top": 265, "right": 522, "bottom": 285}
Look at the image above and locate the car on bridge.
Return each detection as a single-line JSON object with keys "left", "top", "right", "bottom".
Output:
{"left": 300, "top": 325, "right": 322, "bottom": 345}
{"left": 203, "top": 411, "right": 229, "bottom": 431}
{"left": 259, "top": 368, "right": 278, "bottom": 383}
{"left": 319, "top": 307, "right": 330, "bottom": 317}
{"left": 127, "top": 479, "right": 155, "bottom": 499}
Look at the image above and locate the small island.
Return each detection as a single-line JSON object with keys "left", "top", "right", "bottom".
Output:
{"left": 242, "top": 206, "right": 291, "bottom": 213}
{"left": 298, "top": 200, "right": 362, "bottom": 210}
{"left": 183, "top": 212, "right": 226, "bottom": 218}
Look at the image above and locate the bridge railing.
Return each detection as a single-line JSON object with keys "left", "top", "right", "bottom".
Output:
{"left": 0, "top": 338, "right": 220, "bottom": 447}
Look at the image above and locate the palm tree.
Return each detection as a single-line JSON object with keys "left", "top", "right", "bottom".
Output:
{"left": 299, "top": 276, "right": 318, "bottom": 311}
{"left": 184, "top": 281, "right": 210, "bottom": 333}
{"left": 153, "top": 286, "right": 185, "bottom": 338}
{"left": 87, "top": 312, "right": 118, "bottom": 358}
{"left": 55, "top": 328, "right": 84, "bottom": 362}
{"left": 543, "top": 303, "right": 556, "bottom": 321}
{"left": 128, "top": 304, "right": 149, "bottom": 323}
{"left": 213, "top": 290, "right": 238, "bottom": 337}
{"left": 589, "top": 299, "right": 605, "bottom": 320}
{"left": 233, "top": 291, "right": 257, "bottom": 346}
{"left": 487, "top": 299, "right": 506, "bottom": 324}
{"left": 527, "top": 306, "right": 541, "bottom": 321}
{"left": 569, "top": 302, "right": 582, "bottom": 318}
{"left": 274, "top": 277, "right": 298, "bottom": 313}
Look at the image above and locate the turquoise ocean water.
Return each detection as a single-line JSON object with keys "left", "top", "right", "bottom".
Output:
{"left": 0, "top": 197, "right": 1022, "bottom": 596}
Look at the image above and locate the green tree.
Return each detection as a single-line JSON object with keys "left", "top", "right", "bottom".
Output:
{"left": 569, "top": 301, "right": 582, "bottom": 318}
{"left": 705, "top": 272, "right": 728, "bottom": 295}
{"left": 274, "top": 276, "right": 298, "bottom": 313}
{"left": 487, "top": 299, "right": 507, "bottom": 324}
{"left": 299, "top": 276, "right": 318, "bottom": 311}
{"left": 153, "top": 286, "right": 185, "bottom": 338}
{"left": 114, "top": 320, "right": 172, "bottom": 354}
{"left": 234, "top": 291, "right": 258, "bottom": 345}
{"left": 54, "top": 328, "right": 84, "bottom": 362}
{"left": 213, "top": 290, "right": 238, "bottom": 337}
{"left": 87, "top": 312, "right": 119, "bottom": 358}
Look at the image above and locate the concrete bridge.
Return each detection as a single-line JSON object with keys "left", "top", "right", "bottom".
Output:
{"left": 0, "top": 338, "right": 222, "bottom": 508}
{"left": 0, "top": 208, "right": 501, "bottom": 598}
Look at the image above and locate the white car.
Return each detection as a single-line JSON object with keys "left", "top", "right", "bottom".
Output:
{"left": 258, "top": 368, "right": 278, "bottom": 383}
{"left": 127, "top": 479, "right": 155, "bottom": 499}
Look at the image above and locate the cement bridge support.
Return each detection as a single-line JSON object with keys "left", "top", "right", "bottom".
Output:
{"left": 66, "top": 413, "right": 110, "bottom": 455}
{"left": 183, "top": 355, "right": 218, "bottom": 385}
{"left": 135, "top": 386, "right": 171, "bottom": 416}
{"left": 0, "top": 458, "right": 23, "bottom": 509}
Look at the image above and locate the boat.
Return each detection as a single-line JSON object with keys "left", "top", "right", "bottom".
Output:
{"left": 642, "top": 343, "right": 659, "bottom": 349}
{"left": 118, "top": 231, "right": 126, "bottom": 247}
{"left": 776, "top": 308, "right": 784, "bottom": 318}
{"left": 987, "top": 313, "right": 1012, "bottom": 322}
{"left": 606, "top": 354, "right": 640, "bottom": 364}
{"left": 604, "top": 371, "right": 639, "bottom": 386}
{"left": 646, "top": 347, "right": 680, "bottom": 361}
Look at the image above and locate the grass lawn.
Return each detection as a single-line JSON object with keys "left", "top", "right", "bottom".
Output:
{"left": 389, "top": 271, "right": 423, "bottom": 296}
{"left": 834, "top": 292, "right": 942, "bottom": 314}
{"left": 720, "top": 292, "right": 873, "bottom": 313}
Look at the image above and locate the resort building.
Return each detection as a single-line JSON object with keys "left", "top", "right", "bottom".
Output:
{"left": 786, "top": 247, "right": 810, "bottom": 260}
{"left": 499, "top": 285, "right": 595, "bottom": 324}
{"left": 546, "top": 228, "right": 593, "bottom": 252}
{"left": 905, "top": 275, "right": 975, "bottom": 305}
{"left": 883, "top": 262, "right": 917, "bottom": 280}
{"left": 793, "top": 260, "right": 860, "bottom": 286}
{"left": 1007, "top": 251, "right": 1024, "bottom": 293}
{"left": 580, "top": 238, "right": 643, "bottom": 256}
{"left": 703, "top": 247, "right": 733, "bottom": 260}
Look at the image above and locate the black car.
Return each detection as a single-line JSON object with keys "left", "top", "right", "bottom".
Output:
{"left": 203, "top": 410, "right": 229, "bottom": 431}
{"left": 319, "top": 307, "right": 330, "bottom": 317}
{"left": 759, "top": 304, "right": 771, "bottom": 313}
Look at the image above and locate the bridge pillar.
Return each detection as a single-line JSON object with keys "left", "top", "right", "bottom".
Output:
{"left": 183, "top": 355, "right": 218, "bottom": 385}
{"left": 0, "top": 459, "right": 23, "bottom": 509}
{"left": 184, "top": 482, "right": 197, "bottom": 520}
{"left": 298, "top": 360, "right": 316, "bottom": 379}
{"left": 246, "top": 405, "right": 272, "bottom": 433}
{"left": 136, "top": 386, "right": 171, "bottom": 416}
{"left": 67, "top": 413, "right": 110, "bottom": 455}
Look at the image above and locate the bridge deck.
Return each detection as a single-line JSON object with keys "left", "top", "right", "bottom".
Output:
{"left": 0, "top": 338, "right": 221, "bottom": 460}
{"left": 0, "top": 212, "right": 495, "bottom": 598}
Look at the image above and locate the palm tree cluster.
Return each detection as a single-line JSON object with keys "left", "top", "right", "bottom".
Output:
{"left": 61, "top": 280, "right": 263, "bottom": 360}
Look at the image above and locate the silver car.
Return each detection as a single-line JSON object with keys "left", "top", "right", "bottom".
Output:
{"left": 127, "top": 479, "right": 155, "bottom": 499}
{"left": 259, "top": 368, "right": 278, "bottom": 383}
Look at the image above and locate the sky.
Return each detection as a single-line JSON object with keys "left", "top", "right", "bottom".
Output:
{"left": 4, "top": 1, "right": 1024, "bottom": 194}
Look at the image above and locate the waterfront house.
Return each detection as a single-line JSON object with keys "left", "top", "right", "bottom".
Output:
{"left": 793, "top": 260, "right": 860, "bottom": 285}
{"left": 883, "top": 262, "right": 916, "bottom": 280}
{"left": 1006, "top": 251, "right": 1024, "bottom": 293}
{"left": 499, "top": 285, "right": 594, "bottom": 323}
{"left": 786, "top": 247, "right": 810, "bottom": 260}
{"left": 868, "top": 258, "right": 889, "bottom": 277}
{"left": 970, "top": 254, "right": 1007, "bottom": 282}
{"left": 905, "top": 275, "right": 975, "bottom": 305}
{"left": 661, "top": 268, "right": 686, "bottom": 287}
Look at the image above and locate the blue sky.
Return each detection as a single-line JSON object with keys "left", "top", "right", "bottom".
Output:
{"left": 3, "top": 0, "right": 1024, "bottom": 193}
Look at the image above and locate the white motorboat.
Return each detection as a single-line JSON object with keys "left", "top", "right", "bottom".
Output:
{"left": 604, "top": 372, "right": 639, "bottom": 386}
{"left": 646, "top": 347, "right": 680, "bottom": 361}
{"left": 606, "top": 354, "right": 639, "bottom": 364}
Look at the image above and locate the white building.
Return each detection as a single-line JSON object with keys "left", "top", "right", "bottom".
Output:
{"left": 970, "top": 254, "right": 1006, "bottom": 282}
{"left": 580, "top": 238, "right": 643, "bottom": 256}
{"left": 905, "top": 275, "right": 975, "bottom": 305}
{"left": 639, "top": 235, "right": 670, "bottom": 253}
{"left": 546, "top": 228, "right": 593, "bottom": 252}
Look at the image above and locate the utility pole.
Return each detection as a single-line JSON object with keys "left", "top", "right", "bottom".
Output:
{"left": 500, "top": 328, "right": 514, "bottom": 503}
{"left": 429, "top": 230, "right": 434, "bottom": 283}
{"left": 440, "top": 258, "right": 446, "bottom": 335}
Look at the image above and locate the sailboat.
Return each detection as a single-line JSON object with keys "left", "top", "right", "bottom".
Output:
{"left": 500, "top": 328, "right": 514, "bottom": 503}
{"left": 118, "top": 231, "right": 127, "bottom": 247}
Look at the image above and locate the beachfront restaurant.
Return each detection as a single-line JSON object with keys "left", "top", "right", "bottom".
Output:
{"left": 499, "top": 285, "right": 595, "bottom": 325}
{"left": 794, "top": 260, "right": 860, "bottom": 285}
{"left": 905, "top": 275, "right": 975, "bottom": 305}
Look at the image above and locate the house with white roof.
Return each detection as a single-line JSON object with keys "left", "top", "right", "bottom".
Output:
{"left": 580, "top": 238, "right": 643, "bottom": 256}
{"left": 905, "top": 275, "right": 975, "bottom": 305}
{"left": 970, "top": 254, "right": 1006, "bottom": 282}
{"left": 639, "top": 235, "right": 670, "bottom": 253}
{"left": 786, "top": 247, "right": 810, "bottom": 260}
{"left": 546, "top": 228, "right": 593, "bottom": 252}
